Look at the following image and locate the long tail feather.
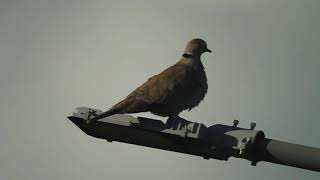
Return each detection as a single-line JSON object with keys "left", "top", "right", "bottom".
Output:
{"left": 89, "top": 108, "right": 120, "bottom": 122}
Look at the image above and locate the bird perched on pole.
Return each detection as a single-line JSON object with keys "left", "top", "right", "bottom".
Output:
{"left": 87, "top": 38, "right": 212, "bottom": 123}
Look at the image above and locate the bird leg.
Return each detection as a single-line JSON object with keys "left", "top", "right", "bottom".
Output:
{"left": 168, "top": 115, "right": 179, "bottom": 120}
{"left": 166, "top": 115, "right": 177, "bottom": 129}
{"left": 166, "top": 115, "right": 187, "bottom": 130}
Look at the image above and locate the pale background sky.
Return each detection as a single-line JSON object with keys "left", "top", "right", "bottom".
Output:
{"left": 0, "top": 0, "right": 319, "bottom": 179}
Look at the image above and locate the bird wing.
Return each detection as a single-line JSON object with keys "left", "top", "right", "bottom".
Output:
{"left": 134, "top": 64, "right": 191, "bottom": 104}
{"left": 109, "top": 63, "right": 191, "bottom": 113}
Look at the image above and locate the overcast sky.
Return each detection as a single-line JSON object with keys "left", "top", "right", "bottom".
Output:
{"left": 0, "top": 0, "right": 319, "bottom": 179}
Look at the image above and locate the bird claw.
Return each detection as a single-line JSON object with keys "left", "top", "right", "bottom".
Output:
{"left": 168, "top": 115, "right": 183, "bottom": 121}
{"left": 166, "top": 115, "right": 189, "bottom": 130}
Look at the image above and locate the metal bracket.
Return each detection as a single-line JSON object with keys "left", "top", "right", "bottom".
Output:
{"left": 68, "top": 107, "right": 320, "bottom": 172}
{"left": 69, "top": 108, "right": 264, "bottom": 163}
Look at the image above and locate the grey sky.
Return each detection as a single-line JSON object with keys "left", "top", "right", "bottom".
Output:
{"left": 0, "top": 0, "right": 319, "bottom": 179}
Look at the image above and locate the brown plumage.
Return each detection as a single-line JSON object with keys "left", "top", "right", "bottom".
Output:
{"left": 89, "top": 38, "right": 211, "bottom": 123}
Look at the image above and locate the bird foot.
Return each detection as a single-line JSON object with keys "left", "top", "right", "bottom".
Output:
{"left": 166, "top": 115, "right": 189, "bottom": 130}
{"left": 168, "top": 115, "right": 185, "bottom": 121}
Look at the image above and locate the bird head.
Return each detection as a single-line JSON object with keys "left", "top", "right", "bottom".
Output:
{"left": 183, "top": 38, "right": 212, "bottom": 58}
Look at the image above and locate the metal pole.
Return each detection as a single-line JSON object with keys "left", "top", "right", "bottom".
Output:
{"left": 256, "top": 138, "right": 320, "bottom": 172}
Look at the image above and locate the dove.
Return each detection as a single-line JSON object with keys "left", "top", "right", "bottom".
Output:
{"left": 87, "top": 38, "right": 211, "bottom": 123}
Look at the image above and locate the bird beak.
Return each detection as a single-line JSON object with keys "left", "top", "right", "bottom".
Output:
{"left": 206, "top": 48, "right": 212, "bottom": 53}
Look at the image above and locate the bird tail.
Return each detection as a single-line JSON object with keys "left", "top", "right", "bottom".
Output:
{"left": 90, "top": 108, "right": 120, "bottom": 122}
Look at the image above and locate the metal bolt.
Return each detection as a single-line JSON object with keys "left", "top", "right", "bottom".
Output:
{"left": 242, "top": 138, "right": 248, "bottom": 143}
{"left": 250, "top": 122, "right": 256, "bottom": 130}
{"left": 251, "top": 161, "right": 257, "bottom": 166}
{"left": 233, "top": 120, "right": 239, "bottom": 127}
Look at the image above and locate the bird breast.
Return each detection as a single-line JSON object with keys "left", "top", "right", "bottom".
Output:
{"left": 185, "top": 67, "right": 208, "bottom": 110}
{"left": 150, "top": 66, "right": 208, "bottom": 117}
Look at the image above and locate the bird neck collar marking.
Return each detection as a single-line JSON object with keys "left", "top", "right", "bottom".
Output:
{"left": 182, "top": 53, "right": 193, "bottom": 58}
